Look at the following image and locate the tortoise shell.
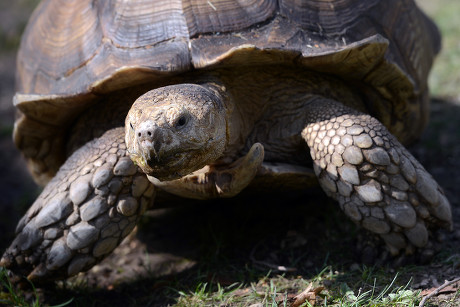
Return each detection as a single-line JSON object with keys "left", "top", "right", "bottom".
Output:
{"left": 14, "top": 0, "right": 440, "bottom": 184}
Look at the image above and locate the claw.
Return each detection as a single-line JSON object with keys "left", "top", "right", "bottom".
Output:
{"left": 27, "top": 263, "right": 48, "bottom": 282}
{"left": 0, "top": 256, "right": 11, "bottom": 268}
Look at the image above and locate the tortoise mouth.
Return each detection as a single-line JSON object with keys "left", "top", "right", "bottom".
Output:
{"left": 146, "top": 151, "right": 185, "bottom": 171}
{"left": 129, "top": 144, "right": 200, "bottom": 180}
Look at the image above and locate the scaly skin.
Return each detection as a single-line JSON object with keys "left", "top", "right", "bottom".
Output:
{"left": 0, "top": 128, "right": 155, "bottom": 281}
{"left": 302, "top": 97, "right": 452, "bottom": 254}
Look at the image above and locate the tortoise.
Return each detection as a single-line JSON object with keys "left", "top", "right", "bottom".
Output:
{"left": 1, "top": 0, "right": 452, "bottom": 282}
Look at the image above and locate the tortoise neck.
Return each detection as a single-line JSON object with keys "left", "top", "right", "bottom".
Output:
{"left": 191, "top": 78, "right": 243, "bottom": 162}
{"left": 196, "top": 79, "right": 234, "bottom": 115}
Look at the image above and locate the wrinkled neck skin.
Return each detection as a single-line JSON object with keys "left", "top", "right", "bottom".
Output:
{"left": 193, "top": 79, "right": 242, "bottom": 164}
{"left": 183, "top": 76, "right": 264, "bottom": 165}
{"left": 125, "top": 80, "right": 241, "bottom": 181}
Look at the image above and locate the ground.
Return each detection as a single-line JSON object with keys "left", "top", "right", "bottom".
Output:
{"left": 0, "top": 0, "right": 459, "bottom": 306}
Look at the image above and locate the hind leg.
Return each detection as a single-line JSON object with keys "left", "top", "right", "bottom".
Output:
{"left": 302, "top": 97, "right": 452, "bottom": 255}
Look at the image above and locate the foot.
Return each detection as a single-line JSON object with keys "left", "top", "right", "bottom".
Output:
{"left": 1, "top": 128, "right": 155, "bottom": 281}
{"left": 148, "top": 143, "right": 264, "bottom": 199}
{"left": 302, "top": 98, "right": 452, "bottom": 255}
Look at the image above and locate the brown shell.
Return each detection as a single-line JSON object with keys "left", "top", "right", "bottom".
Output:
{"left": 14, "top": 0, "right": 440, "bottom": 184}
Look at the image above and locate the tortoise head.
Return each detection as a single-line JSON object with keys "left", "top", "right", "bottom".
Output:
{"left": 125, "top": 84, "right": 227, "bottom": 181}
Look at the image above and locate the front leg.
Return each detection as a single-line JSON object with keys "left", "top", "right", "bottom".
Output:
{"left": 302, "top": 98, "right": 452, "bottom": 255}
{"left": 1, "top": 127, "right": 155, "bottom": 281}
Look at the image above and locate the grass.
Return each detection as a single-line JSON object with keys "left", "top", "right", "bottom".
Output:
{"left": 0, "top": 267, "right": 73, "bottom": 307}
{"left": 417, "top": 0, "right": 460, "bottom": 99}
{"left": 162, "top": 266, "right": 423, "bottom": 306}
{"left": 0, "top": 0, "right": 41, "bottom": 52}
{"left": 0, "top": 264, "right": 427, "bottom": 306}
{"left": 0, "top": 267, "right": 38, "bottom": 306}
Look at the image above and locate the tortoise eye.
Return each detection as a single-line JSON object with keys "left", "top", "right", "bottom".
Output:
{"left": 130, "top": 122, "right": 134, "bottom": 130}
{"left": 175, "top": 115, "right": 188, "bottom": 129}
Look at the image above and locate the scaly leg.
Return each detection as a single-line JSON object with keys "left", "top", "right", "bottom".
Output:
{"left": 302, "top": 97, "right": 452, "bottom": 255}
{"left": 1, "top": 127, "right": 154, "bottom": 281}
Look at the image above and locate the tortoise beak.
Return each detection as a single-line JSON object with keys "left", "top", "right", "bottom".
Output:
{"left": 135, "top": 121, "right": 164, "bottom": 164}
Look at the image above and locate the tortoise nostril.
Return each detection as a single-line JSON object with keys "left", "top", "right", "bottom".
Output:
{"left": 136, "top": 121, "right": 160, "bottom": 142}
{"left": 136, "top": 125, "right": 157, "bottom": 141}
